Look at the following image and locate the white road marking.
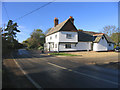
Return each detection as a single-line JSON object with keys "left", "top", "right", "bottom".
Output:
{"left": 48, "top": 62, "right": 67, "bottom": 70}
{"left": 47, "top": 62, "right": 119, "bottom": 86}
{"left": 68, "top": 69, "right": 73, "bottom": 71}
{"left": 11, "top": 55, "right": 42, "bottom": 88}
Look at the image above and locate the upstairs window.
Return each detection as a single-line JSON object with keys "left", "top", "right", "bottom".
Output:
{"left": 50, "top": 36, "right": 52, "bottom": 40}
{"left": 55, "top": 35, "right": 57, "bottom": 38}
{"left": 66, "top": 34, "right": 72, "bottom": 39}
{"left": 65, "top": 44, "right": 71, "bottom": 48}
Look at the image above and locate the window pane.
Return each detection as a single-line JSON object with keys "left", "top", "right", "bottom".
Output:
{"left": 55, "top": 44, "right": 57, "bottom": 48}
{"left": 65, "top": 44, "right": 71, "bottom": 48}
{"left": 55, "top": 35, "right": 57, "bottom": 38}
{"left": 66, "top": 34, "right": 72, "bottom": 39}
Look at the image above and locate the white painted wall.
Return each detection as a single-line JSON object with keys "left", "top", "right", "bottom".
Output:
{"left": 76, "top": 42, "right": 91, "bottom": 50}
{"left": 45, "top": 42, "right": 59, "bottom": 51}
{"left": 46, "top": 32, "right": 59, "bottom": 43}
{"left": 93, "top": 36, "right": 108, "bottom": 51}
{"left": 59, "top": 31, "right": 78, "bottom": 42}
{"left": 59, "top": 43, "right": 77, "bottom": 51}
{"left": 45, "top": 31, "right": 78, "bottom": 51}
{"left": 46, "top": 31, "right": 78, "bottom": 43}
{"left": 45, "top": 32, "right": 59, "bottom": 51}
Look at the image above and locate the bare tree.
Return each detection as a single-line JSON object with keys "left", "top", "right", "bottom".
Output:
{"left": 102, "top": 25, "right": 117, "bottom": 36}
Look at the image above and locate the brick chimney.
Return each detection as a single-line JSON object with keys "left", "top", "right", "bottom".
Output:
{"left": 54, "top": 17, "right": 58, "bottom": 27}
{"left": 69, "top": 16, "right": 74, "bottom": 24}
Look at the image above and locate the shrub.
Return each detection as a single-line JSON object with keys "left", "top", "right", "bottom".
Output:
{"left": 38, "top": 46, "right": 43, "bottom": 50}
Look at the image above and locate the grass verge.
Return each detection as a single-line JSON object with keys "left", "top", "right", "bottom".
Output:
{"left": 49, "top": 53, "right": 79, "bottom": 56}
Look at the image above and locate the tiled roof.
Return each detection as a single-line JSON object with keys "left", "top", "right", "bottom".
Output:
{"left": 46, "top": 17, "right": 114, "bottom": 43}
{"left": 46, "top": 19, "right": 68, "bottom": 36}
{"left": 93, "top": 35, "right": 103, "bottom": 43}
{"left": 81, "top": 31, "right": 100, "bottom": 35}
{"left": 78, "top": 30, "right": 115, "bottom": 43}
{"left": 93, "top": 34, "right": 115, "bottom": 43}
{"left": 46, "top": 18, "right": 77, "bottom": 36}
{"left": 78, "top": 31, "right": 93, "bottom": 42}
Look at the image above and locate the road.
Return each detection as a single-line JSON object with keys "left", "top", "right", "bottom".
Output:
{"left": 12, "top": 49, "right": 119, "bottom": 88}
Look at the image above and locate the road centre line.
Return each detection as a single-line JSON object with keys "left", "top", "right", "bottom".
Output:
{"left": 47, "top": 62, "right": 119, "bottom": 86}
{"left": 47, "top": 62, "right": 67, "bottom": 70}
{"left": 12, "top": 52, "right": 120, "bottom": 87}
{"left": 11, "top": 54, "right": 42, "bottom": 88}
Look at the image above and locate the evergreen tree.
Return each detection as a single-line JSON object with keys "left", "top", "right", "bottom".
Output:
{"left": 5, "top": 20, "right": 20, "bottom": 42}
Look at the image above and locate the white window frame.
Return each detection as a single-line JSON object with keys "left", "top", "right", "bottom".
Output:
{"left": 50, "top": 36, "right": 52, "bottom": 40}
{"left": 55, "top": 44, "right": 57, "bottom": 48}
{"left": 55, "top": 35, "right": 57, "bottom": 38}
{"left": 65, "top": 44, "right": 71, "bottom": 48}
{"left": 66, "top": 34, "right": 72, "bottom": 39}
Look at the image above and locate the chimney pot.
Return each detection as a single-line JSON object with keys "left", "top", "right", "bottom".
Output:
{"left": 69, "top": 16, "right": 74, "bottom": 24}
{"left": 69, "top": 16, "right": 73, "bottom": 18}
{"left": 54, "top": 17, "right": 59, "bottom": 27}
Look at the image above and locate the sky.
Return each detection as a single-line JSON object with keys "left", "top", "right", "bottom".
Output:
{"left": 2, "top": 2, "right": 118, "bottom": 43}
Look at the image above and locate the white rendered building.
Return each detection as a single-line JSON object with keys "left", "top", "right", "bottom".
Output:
{"left": 44, "top": 16, "right": 114, "bottom": 52}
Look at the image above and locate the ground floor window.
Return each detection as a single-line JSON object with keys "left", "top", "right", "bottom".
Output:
{"left": 55, "top": 44, "right": 57, "bottom": 48}
{"left": 53, "top": 43, "right": 54, "bottom": 48}
{"left": 75, "top": 44, "right": 77, "bottom": 47}
{"left": 65, "top": 44, "right": 71, "bottom": 48}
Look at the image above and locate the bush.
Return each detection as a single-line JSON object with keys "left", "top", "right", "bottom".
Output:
{"left": 38, "top": 46, "right": 43, "bottom": 50}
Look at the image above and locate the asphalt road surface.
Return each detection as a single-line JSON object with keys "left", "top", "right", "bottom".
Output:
{"left": 12, "top": 49, "right": 119, "bottom": 88}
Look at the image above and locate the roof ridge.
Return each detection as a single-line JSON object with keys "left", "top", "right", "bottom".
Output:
{"left": 46, "top": 18, "right": 70, "bottom": 36}
{"left": 93, "top": 33, "right": 104, "bottom": 36}
{"left": 54, "top": 18, "right": 69, "bottom": 29}
{"left": 82, "top": 31, "right": 100, "bottom": 33}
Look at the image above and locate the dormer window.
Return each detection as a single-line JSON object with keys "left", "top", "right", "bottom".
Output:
{"left": 66, "top": 34, "right": 72, "bottom": 39}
